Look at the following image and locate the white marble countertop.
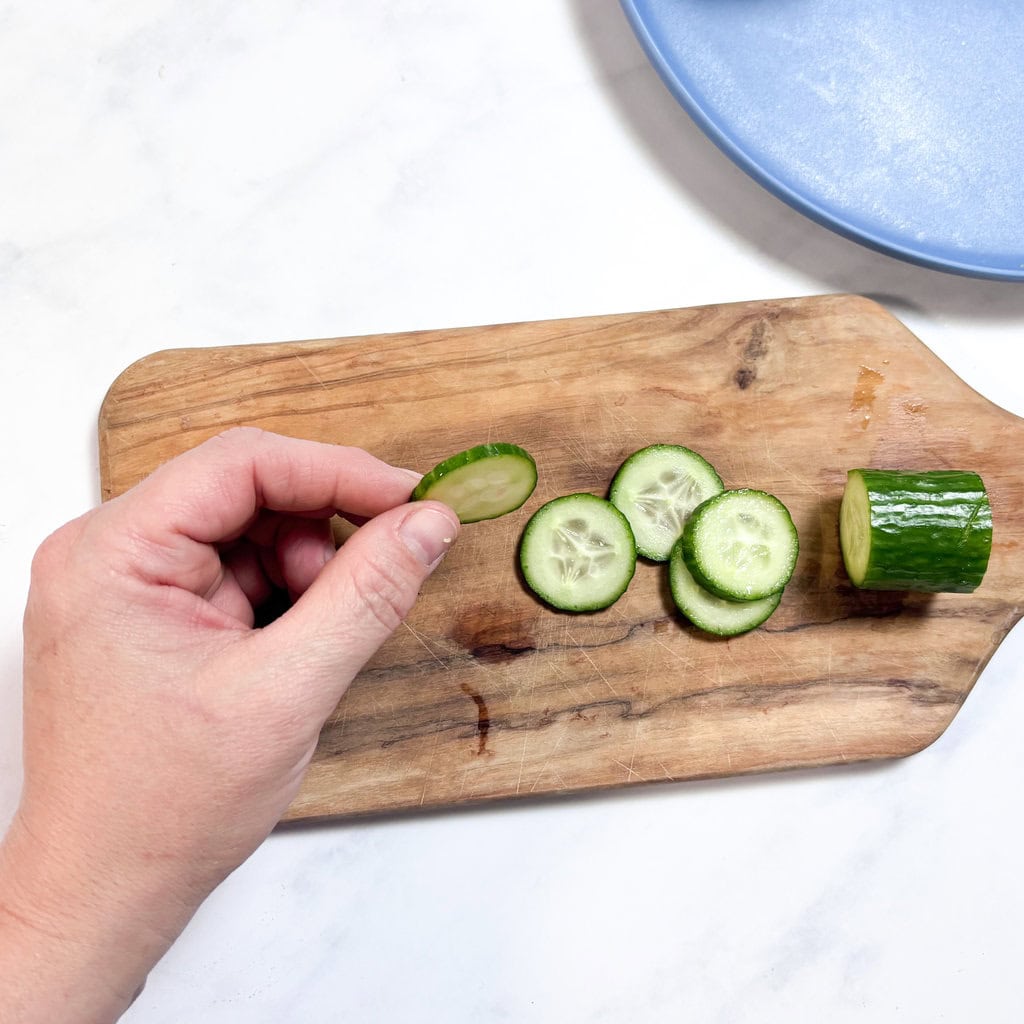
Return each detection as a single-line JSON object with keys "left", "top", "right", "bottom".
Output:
{"left": 3, "top": 3, "right": 1023, "bottom": 1021}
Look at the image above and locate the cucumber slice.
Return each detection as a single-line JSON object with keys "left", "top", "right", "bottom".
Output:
{"left": 669, "top": 538, "right": 781, "bottom": 636}
{"left": 519, "top": 494, "right": 637, "bottom": 612}
{"left": 840, "top": 469, "right": 992, "bottom": 592}
{"left": 682, "top": 489, "right": 799, "bottom": 601}
{"left": 412, "top": 443, "right": 537, "bottom": 523}
{"left": 609, "top": 444, "right": 724, "bottom": 561}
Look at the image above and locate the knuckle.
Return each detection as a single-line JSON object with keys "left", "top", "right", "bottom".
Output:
{"left": 209, "top": 425, "right": 269, "bottom": 452}
{"left": 26, "top": 519, "right": 91, "bottom": 626}
{"left": 29, "top": 521, "right": 79, "bottom": 583}
{"left": 347, "top": 550, "right": 416, "bottom": 636}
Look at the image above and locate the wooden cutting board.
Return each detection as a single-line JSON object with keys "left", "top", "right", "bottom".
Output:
{"left": 99, "top": 294, "right": 1024, "bottom": 821}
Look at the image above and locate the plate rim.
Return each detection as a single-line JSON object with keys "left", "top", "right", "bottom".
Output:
{"left": 619, "top": 0, "right": 1024, "bottom": 282}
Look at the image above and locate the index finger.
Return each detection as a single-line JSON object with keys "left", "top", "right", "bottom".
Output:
{"left": 115, "top": 427, "right": 422, "bottom": 545}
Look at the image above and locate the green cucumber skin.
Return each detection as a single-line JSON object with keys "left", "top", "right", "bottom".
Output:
{"left": 682, "top": 489, "right": 799, "bottom": 601}
{"left": 843, "top": 469, "right": 992, "bottom": 593}
{"left": 668, "top": 539, "right": 781, "bottom": 637}
{"left": 411, "top": 442, "right": 537, "bottom": 522}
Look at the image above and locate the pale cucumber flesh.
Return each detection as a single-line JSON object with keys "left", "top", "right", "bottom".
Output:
{"left": 519, "top": 494, "right": 636, "bottom": 612}
{"left": 669, "top": 539, "right": 781, "bottom": 636}
{"left": 609, "top": 444, "right": 724, "bottom": 561}
{"left": 683, "top": 489, "right": 798, "bottom": 601}
{"left": 412, "top": 443, "right": 537, "bottom": 524}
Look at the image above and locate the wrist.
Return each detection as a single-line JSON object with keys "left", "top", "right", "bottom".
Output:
{"left": 0, "top": 809, "right": 202, "bottom": 1023}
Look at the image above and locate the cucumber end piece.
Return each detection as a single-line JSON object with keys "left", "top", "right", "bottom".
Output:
{"left": 838, "top": 468, "right": 992, "bottom": 592}
{"left": 839, "top": 470, "right": 870, "bottom": 587}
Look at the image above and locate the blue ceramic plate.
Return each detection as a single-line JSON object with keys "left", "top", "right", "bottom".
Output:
{"left": 621, "top": 0, "right": 1024, "bottom": 280}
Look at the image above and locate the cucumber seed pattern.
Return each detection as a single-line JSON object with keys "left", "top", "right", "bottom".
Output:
{"left": 609, "top": 446, "right": 724, "bottom": 562}
{"left": 519, "top": 493, "right": 637, "bottom": 611}
{"left": 683, "top": 488, "right": 798, "bottom": 601}
{"left": 551, "top": 517, "right": 617, "bottom": 583}
{"left": 724, "top": 511, "right": 772, "bottom": 571}
{"left": 633, "top": 470, "right": 704, "bottom": 536}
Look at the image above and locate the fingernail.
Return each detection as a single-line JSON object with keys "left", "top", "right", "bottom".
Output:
{"left": 398, "top": 507, "right": 458, "bottom": 566}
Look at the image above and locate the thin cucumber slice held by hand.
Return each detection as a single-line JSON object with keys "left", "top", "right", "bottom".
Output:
{"left": 412, "top": 443, "right": 537, "bottom": 524}
{"left": 669, "top": 538, "right": 781, "bottom": 636}
{"left": 609, "top": 444, "right": 724, "bottom": 561}
{"left": 683, "top": 489, "right": 799, "bottom": 601}
{"left": 520, "top": 493, "right": 637, "bottom": 612}
{"left": 840, "top": 469, "right": 992, "bottom": 592}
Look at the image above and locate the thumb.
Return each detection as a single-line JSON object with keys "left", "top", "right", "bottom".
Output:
{"left": 255, "top": 501, "right": 459, "bottom": 707}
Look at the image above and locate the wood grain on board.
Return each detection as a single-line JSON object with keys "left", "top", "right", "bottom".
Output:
{"left": 98, "top": 294, "right": 1024, "bottom": 820}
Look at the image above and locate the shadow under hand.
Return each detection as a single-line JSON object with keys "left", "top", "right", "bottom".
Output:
{"left": 568, "top": 0, "right": 1024, "bottom": 320}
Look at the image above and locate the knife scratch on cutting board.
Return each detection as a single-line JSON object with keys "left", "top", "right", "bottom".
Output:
{"left": 564, "top": 434, "right": 601, "bottom": 488}
{"left": 417, "top": 729, "right": 443, "bottom": 807}
{"left": 613, "top": 756, "right": 647, "bottom": 783}
{"left": 291, "top": 353, "right": 328, "bottom": 390}
{"left": 601, "top": 392, "right": 646, "bottom": 445}
{"left": 816, "top": 706, "right": 849, "bottom": 762}
{"left": 401, "top": 621, "right": 448, "bottom": 670}
{"left": 567, "top": 631, "right": 619, "bottom": 698}
{"left": 646, "top": 633, "right": 719, "bottom": 689}
{"left": 514, "top": 734, "right": 530, "bottom": 795}
{"left": 755, "top": 388, "right": 825, "bottom": 498}
{"left": 529, "top": 724, "right": 570, "bottom": 793}
{"left": 627, "top": 719, "right": 646, "bottom": 782}
{"left": 544, "top": 648, "right": 587, "bottom": 701}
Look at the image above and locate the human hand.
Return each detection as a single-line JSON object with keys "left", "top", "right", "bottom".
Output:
{"left": 0, "top": 428, "right": 459, "bottom": 1022}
